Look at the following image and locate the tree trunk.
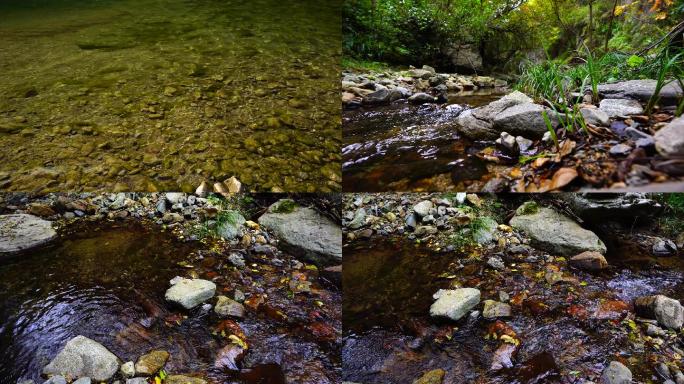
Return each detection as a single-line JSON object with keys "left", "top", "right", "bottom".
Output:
{"left": 604, "top": 0, "right": 619, "bottom": 52}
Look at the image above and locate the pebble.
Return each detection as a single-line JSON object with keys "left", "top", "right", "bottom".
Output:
{"left": 609, "top": 143, "right": 632, "bottom": 156}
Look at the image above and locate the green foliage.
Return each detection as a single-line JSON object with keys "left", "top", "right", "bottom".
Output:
{"left": 542, "top": 110, "right": 559, "bottom": 149}
{"left": 656, "top": 193, "right": 684, "bottom": 237}
{"left": 272, "top": 199, "right": 298, "bottom": 214}
{"left": 516, "top": 201, "right": 539, "bottom": 215}
{"left": 341, "top": 57, "right": 390, "bottom": 72}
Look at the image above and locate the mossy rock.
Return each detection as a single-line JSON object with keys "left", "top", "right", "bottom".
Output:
{"left": 516, "top": 201, "right": 539, "bottom": 216}
{"left": 271, "top": 199, "right": 298, "bottom": 214}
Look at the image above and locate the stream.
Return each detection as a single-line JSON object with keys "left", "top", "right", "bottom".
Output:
{"left": 0, "top": 219, "right": 341, "bottom": 384}
{"left": 342, "top": 90, "right": 505, "bottom": 192}
{"left": 342, "top": 234, "right": 684, "bottom": 383}
{"left": 0, "top": 0, "right": 341, "bottom": 192}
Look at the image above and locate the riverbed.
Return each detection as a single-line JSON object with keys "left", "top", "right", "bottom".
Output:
{"left": 343, "top": 234, "right": 684, "bottom": 383}
{"left": 0, "top": 0, "right": 341, "bottom": 192}
{"left": 0, "top": 218, "right": 341, "bottom": 384}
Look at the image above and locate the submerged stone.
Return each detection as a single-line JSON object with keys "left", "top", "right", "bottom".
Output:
{"left": 43, "top": 335, "right": 120, "bottom": 381}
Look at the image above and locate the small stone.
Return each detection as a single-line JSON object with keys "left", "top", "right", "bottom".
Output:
{"left": 120, "top": 361, "right": 135, "bottom": 378}
{"left": 601, "top": 361, "right": 632, "bottom": 384}
{"left": 495, "top": 132, "right": 518, "bottom": 154}
{"left": 43, "top": 376, "right": 67, "bottom": 384}
{"left": 413, "top": 201, "right": 433, "bottom": 217}
{"left": 487, "top": 256, "right": 505, "bottom": 270}
{"left": 72, "top": 378, "right": 90, "bottom": 384}
{"left": 135, "top": 350, "right": 169, "bottom": 376}
{"left": 224, "top": 176, "right": 241, "bottom": 194}
{"left": 653, "top": 239, "right": 677, "bottom": 256}
{"left": 655, "top": 116, "right": 684, "bottom": 157}
{"left": 412, "top": 369, "right": 445, "bottom": 384}
{"left": 634, "top": 294, "right": 684, "bottom": 329}
{"left": 414, "top": 226, "right": 437, "bottom": 237}
{"left": 569, "top": 251, "right": 608, "bottom": 271}
{"left": 165, "top": 278, "right": 216, "bottom": 309}
{"left": 165, "top": 376, "right": 207, "bottom": 384}
{"left": 408, "top": 93, "right": 436, "bottom": 104}
{"left": 195, "top": 181, "right": 210, "bottom": 197}
{"left": 599, "top": 98, "right": 644, "bottom": 118}
{"left": 482, "top": 300, "right": 512, "bottom": 319}
{"left": 609, "top": 143, "right": 632, "bottom": 157}
{"left": 214, "top": 296, "right": 245, "bottom": 318}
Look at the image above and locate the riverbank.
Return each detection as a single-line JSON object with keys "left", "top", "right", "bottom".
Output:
{"left": 342, "top": 193, "right": 684, "bottom": 383}
{"left": 342, "top": 66, "right": 684, "bottom": 191}
{"left": 0, "top": 193, "right": 342, "bottom": 384}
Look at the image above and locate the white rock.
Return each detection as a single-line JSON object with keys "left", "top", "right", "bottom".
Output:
{"left": 165, "top": 278, "right": 216, "bottom": 309}
{"left": 429, "top": 288, "right": 481, "bottom": 321}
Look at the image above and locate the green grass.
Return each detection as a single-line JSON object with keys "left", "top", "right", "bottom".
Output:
{"left": 656, "top": 193, "right": 684, "bottom": 237}
{"left": 271, "top": 199, "right": 298, "bottom": 213}
{"left": 518, "top": 46, "right": 684, "bottom": 117}
{"left": 341, "top": 57, "right": 391, "bottom": 72}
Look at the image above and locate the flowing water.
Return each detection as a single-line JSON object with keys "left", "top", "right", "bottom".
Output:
{"left": 0, "top": 0, "right": 341, "bottom": 193}
{"left": 342, "top": 89, "right": 505, "bottom": 192}
{"left": 0, "top": 220, "right": 341, "bottom": 384}
{"left": 343, "top": 237, "right": 684, "bottom": 383}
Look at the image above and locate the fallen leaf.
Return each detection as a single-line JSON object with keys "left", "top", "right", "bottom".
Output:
{"left": 549, "top": 167, "right": 578, "bottom": 190}
{"left": 532, "top": 157, "right": 550, "bottom": 169}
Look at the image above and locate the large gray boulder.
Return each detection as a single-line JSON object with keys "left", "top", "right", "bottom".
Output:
{"left": 0, "top": 214, "right": 57, "bottom": 256}
{"left": 561, "top": 193, "right": 662, "bottom": 221}
{"left": 597, "top": 80, "right": 683, "bottom": 105}
{"left": 655, "top": 116, "right": 684, "bottom": 157}
{"left": 429, "top": 288, "right": 481, "bottom": 321}
{"left": 601, "top": 361, "right": 632, "bottom": 384}
{"left": 634, "top": 295, "right": 683, "bottom": 330}
{"left": 456, "top": 91, "right": 556, "bottom": 140}
{"left": 164, "top": 277, "right": 216, "bottom": 309}
{"left": 492, "top": 102, "right": 558, "bottom": 138}
{"left": 598, "top": 98, "right": 644, "bottom": 118}
{"left": 510, "top": 203, "right": 606, "bottom": 256}
{"left": 43, "top": 336, "right": 120, "bottom": 381}
{"left": 258, "top": 200, "right": 342, "bottom": 266}
{"left": 445, "top": 44, "right": 484, "bottom": 72}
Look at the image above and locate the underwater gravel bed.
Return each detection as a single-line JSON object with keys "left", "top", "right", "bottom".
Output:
{"left": 0, "top": 0, "right": 341, "bottom": 192}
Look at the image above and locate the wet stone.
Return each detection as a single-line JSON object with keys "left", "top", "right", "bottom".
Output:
{"left": 135, "top": 350, "right": 169, "bottom": 376}
{"left": 601, "top": 361, "right": 632, "bottom": 384}
{"left": 429, "top": 288, "right": 481, "bottom": 321}
{"left": 214, "top": 296, "right": 245, "bottom": 318}
{"left": 412, "top": 369, "right": 445, "bottom": 384}
{"left": 164, "top": 278, "right": 216, "bottom": 309}
{"left": 482, "top": 300, "right": 511, "bottom": 319}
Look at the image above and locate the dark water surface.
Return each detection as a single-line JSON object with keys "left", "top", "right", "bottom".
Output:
{"left": 343, "top": 237, "right": 684, "bottom": 383}
{"left": 342, "top": 90, "right": 505, "bottom": 192}
{"left": 0, "top": 219, "right": 341, "bottom": 384}
{"left": 0, "top": 0, "right": 341, "bottom": 192}
{"left": 0, "top": 221, "right": 199, "bottom": 383}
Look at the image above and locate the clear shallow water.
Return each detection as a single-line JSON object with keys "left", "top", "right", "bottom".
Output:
{"left": 0, "top": 0, "right": 341, "bottom": 192}
{"left": 342, "top": 90, "right": 505, "bottom": 192}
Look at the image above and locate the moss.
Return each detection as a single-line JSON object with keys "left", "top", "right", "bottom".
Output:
{"left": 516, "top": 201, "right": 539, "bottom": 216}
{"left": 272, "top": 199, "right": 297, "bottom": 214}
